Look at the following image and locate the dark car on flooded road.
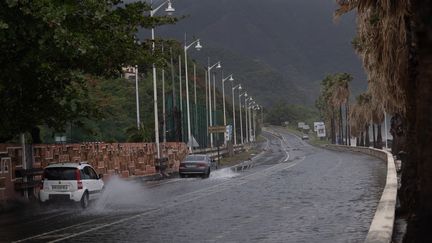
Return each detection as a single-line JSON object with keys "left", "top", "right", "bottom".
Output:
{"left": 179, "top": 155, "right": 216, "bottom": 178}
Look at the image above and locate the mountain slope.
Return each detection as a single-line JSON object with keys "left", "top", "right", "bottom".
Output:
{"left": 152, "top": 0, "right": 366, "bottom": 106}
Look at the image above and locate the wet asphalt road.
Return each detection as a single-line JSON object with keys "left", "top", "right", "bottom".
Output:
{"left": 0, "top": 128, "right": 386, "bottom": 243}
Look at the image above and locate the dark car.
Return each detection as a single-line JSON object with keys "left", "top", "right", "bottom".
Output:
{"left": 179, "top": 155, "right": 215, "bottom": 178}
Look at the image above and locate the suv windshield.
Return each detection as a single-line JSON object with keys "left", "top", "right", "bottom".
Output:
{"left": 44, "top": 167, "right": 77, "bottom": 180}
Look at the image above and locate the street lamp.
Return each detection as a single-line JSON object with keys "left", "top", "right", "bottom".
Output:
{"left": 248, "top": 100, "right": 256, "bottom": 142}
{"left": 251, "top": 102, "right": 258, "bottom": 142}
{"left": 245, "top": 97, "right": 253, "bottom": 143}
{"left": 222, "top": 73, "right": 234, "bottom": 146}
{"left": 184, "top": 35, "right": 203, "bottom": 153}
{"left": 150, "top": 0, "right": 175, "bottom": 159}
{"left": 232, "top": 84, "right": 242, "bottom": 145}
{"left": 239, "top": 92, "right": 247, "bottom": 145}
{"left": 208, "top": 60, "right": 221, "bottom": 148}
{"left": 134, "top": 65, "right": 140, "bottom": 129}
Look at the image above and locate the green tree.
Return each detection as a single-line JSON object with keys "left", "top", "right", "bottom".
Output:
{"left": 0, "top": 0, "right": 176, "bottom": 142}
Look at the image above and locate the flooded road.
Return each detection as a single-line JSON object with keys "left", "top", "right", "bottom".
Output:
{"left": 0, "top": 128, "right": 386, "bottom": 242}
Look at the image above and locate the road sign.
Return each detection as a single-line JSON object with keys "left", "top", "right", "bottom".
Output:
{"left": 316, "top": 124, "right": 326, "bottom": 138}
{"left": 314, "top": 122, "right": 324, "bottom": 132}
{"left": 225, "top": 125, "right": 232, "bottom": 141}
{"left": 208, "top": 126, "right": 226, "bottom": 133}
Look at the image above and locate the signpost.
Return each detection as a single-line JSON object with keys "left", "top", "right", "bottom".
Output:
{"left": 208, "top": 126, "right": 226, "bottom": 133}
{"left": 316, "top": 123, "right": 326, "bottom": 138}
{"left": 225, "top": 125, "right": 232, "bottom": 142}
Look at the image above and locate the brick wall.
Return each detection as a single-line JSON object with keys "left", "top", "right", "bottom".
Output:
{"left": 0, "top": 142, "right": 188, "bottom": 202}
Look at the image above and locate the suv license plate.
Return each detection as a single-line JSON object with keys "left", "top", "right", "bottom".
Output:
{"left": 52, "top": 185, "right": 68, "bottom": 190}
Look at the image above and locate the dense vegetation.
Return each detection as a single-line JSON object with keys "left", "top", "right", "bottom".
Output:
{"left": 265, "top": 102, "right": 319, "bottom": 127}
{"left": 0, "top": 1, "right": 231, "bottom": 144}
{"left": 0, "top": 0, "right": 177, "bottom": 143}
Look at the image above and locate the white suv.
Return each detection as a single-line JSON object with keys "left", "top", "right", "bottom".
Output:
{"left": 39, "top": 162, "right": 104, "bottom": 208}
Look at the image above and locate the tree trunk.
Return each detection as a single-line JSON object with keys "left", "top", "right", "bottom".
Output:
{"left": 365, "top": 124, "right": 370, "bottom": 147}
{"left": 376, "top": 124, "right": 383, "bottom": 149}
{"left": 405, "top": 2, "right": 432, "bottom": 241}
{"left": 372, "top": 124, "right": 376, "bottom": 148}
{"left": 360, "top": 132, "right": 364, "bottom": 147}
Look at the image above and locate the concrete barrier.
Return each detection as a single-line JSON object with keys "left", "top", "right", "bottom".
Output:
{"left": 325, "top": 145, "right": 397, "bottom": 243}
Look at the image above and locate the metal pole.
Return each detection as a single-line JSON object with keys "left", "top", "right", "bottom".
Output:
{"left": 232, "top": 84, "right": 237, "bottom": 145}
{"left": 151, "top": 23, "right": 160, "bottom": 158}
{"left": 248, "top": 106, "right": 253, "bottom": 142}
{"left": 245, "top": 100, "right": 248, "bottom": 143}
{"left": 222, "top": 76, "right": 227, "bottom": 146}
{"left": 239, "top": 94, "right": 244, "bottom": 145}
{"left": 252, "top": 109, "right": 256, "bottom": 142}
{"left": 179, "top": 55, "right": 183, "bottom": 142}
{"left": 213, "top": 74, "right": 217, "bottom": 126}
{"left": 170, "top": 48, "right": 176, "bottom": 107}
{"left": 162, "top": 46, "right": 166, "bottom": 144}
{"left": 213, "top": 74, "right": 217, "bottom": 145}
{"left": 184, "top": 44, "right": 192, "bottom": 153}
{"left": 179, "top": 55, "right": 183, "bottom": 113}
{"left": 135, "top": 65, "right": 141, "bottom": 129}
{"left": 205, "top": 70, "right": 209, "bottom": 147}
{"left": 208, "top": 66, "right": 214, "bottom": 148}
{"left": 194, "top": 64, "right": 198, "bottom": 143}
{"left": 162, "top": 66, "right": 166, "bottom": 143}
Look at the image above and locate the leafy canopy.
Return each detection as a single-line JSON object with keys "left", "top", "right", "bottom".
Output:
{"left": 0, "top": 0, "right": 176, "bottom": 141}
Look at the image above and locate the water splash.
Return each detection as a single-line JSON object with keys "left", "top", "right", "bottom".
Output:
{"left": 210, "top": 168, "right": 238, "bottom": 180}
{"left": 91, "top": 176, "right": 148, "bottom": 213}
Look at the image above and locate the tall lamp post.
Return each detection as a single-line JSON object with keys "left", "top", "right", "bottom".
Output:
{"left": 232, "top": 84, "right": 242, "bottom": 145}
{"left": 150, "top": 0, "right": 175, "bottom": 158}
{"left": 245, "top": 97, "right": 253, "bottom": 143}
{"left": 208, "top": 61, "right": 222, "bottom": 148}
{"left": 239, "top": 92, "right": 247, "bottom": 145}
{"left": 134, "top": 65, "right": 141, "bottom": 129}
{"left": 222, "top": 74, "right": 234, "bottom": 146}
{"left": 184, "top": 36, "right": 203, "bottom": 153}
{"left": 248, "top": 100, "right": 256, "bottom": 142}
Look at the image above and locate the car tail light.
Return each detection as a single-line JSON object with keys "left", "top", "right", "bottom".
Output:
{"left": 75, "top": 169, "right": 83, "bottom": 189}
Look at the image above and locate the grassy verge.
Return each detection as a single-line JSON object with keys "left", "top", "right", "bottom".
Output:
{"left": 218, "top": 140, "right": 263, "bottom": 168}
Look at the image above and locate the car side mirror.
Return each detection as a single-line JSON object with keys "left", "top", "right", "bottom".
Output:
{"left": 98, "top": 174, "right": 104, "bottom": 179}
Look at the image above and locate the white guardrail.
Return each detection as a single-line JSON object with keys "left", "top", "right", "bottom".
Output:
{"left": 325, "top": 145, "right": 397, "bottom": 243}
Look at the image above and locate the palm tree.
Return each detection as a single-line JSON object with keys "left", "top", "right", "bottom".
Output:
{"left": 330, "top": 73, "right": 352, "bottom": 145}
{"left": 349, "top": 102, "right": 365, "bottom": 146}
{"left": 317, "top": 73, "right": 352, "bottom": 145}
{"left": 336, "top": 1, "right": 432, "bottom": 241}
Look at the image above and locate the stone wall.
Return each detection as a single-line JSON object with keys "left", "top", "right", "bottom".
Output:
{"left": 0, "top": 142, "right": 188, "bottom": 202}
